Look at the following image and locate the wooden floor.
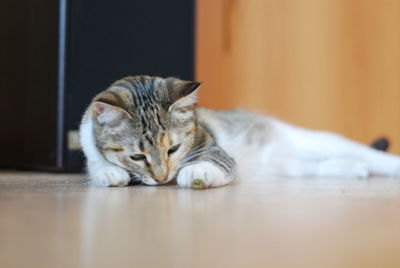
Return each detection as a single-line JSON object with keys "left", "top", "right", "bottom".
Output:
{"left": 0, "top": 172, "right": 399, "bottom": 268}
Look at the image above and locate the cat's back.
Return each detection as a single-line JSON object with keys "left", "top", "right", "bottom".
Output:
{"left": 197, "top": 108, "right": 266, "bottom": 133}
{"left": 196, "top": 107, "right": 277, "bottom": 153}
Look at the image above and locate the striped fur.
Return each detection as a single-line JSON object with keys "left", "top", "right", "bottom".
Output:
{"left": 80, "top": 75, "right": 400, "bottom": 188}
{"left": 80, "top": 75, "right": 235, "bottom": 187}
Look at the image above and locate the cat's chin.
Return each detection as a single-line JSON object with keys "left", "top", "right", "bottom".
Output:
{"left": 140, "top": 176, "right": 177, "bottom": 186}
{"left": 141, "top": 178, "right": 159, "bottom": 186}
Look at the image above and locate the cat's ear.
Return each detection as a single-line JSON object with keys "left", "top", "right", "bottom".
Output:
{"left": 167, "top": 78, "right": 201, "bottom": 111}
{"left": 91, "top": 92, "right": 131, "bottom": 127}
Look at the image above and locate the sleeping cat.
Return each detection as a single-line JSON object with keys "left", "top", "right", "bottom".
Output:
{"left": 79, "top": 75, "right": 400, "bottom": 188}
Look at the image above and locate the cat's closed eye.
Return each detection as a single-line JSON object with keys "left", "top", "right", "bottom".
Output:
{"left": 168, "top": 144, "right": 181, "bottom": 155}
{"left": 130, "top": 154, "right": 147, "bottom": 161}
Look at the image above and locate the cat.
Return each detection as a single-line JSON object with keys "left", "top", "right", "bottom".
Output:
{"left": 79, "top": 75, "right": 400, "bottom": 188}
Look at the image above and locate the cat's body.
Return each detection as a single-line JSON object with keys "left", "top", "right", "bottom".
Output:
{"left": 80, "top": 75, "right": 400, "bottom": 188}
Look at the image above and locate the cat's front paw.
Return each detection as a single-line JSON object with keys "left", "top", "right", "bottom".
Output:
{"left": 91, "top": 165, "right": 130, "bottom": 187}
{"left": 177, "top": 162, "right": 233, "bottom": 189}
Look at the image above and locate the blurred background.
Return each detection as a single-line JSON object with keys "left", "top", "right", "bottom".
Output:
{"left": 197, "top": 0, "right": 400, "bottom": 153}
{"left": 1, "top": 0, "right": 399, "bottom": 172}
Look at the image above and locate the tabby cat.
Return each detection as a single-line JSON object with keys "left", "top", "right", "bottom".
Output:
{"left": 80, "top": 75, "right": 400, "bottom": 188}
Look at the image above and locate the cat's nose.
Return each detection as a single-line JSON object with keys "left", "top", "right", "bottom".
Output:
{"left": 152, "top": 166, "right": 168, "bottom": 183}
{"left": 154, "top": 175, "right": 168, "bottom": 183}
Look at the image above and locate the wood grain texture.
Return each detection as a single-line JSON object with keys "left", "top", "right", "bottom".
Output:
{"left": 0, "top": 172, "right": 400, "bottom": 268}
{"left": 196, "top": 0, "right": 400, "bottom": 153}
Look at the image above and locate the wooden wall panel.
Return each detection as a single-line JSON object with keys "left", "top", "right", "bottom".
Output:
{"left": 196, "top": 0, "right": 400, "bottom": 153}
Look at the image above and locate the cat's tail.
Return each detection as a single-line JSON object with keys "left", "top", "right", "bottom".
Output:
{"left": 371, "top": 137, "right": 390, "bottom": 152}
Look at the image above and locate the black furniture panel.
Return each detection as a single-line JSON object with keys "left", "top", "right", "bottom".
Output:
{"left": 0, "top": 0, "right": 195, "bottom": 171}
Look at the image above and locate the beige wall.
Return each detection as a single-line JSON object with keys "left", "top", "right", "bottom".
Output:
{"left": 196, "top": 0, "right": 400, "bottom": 153}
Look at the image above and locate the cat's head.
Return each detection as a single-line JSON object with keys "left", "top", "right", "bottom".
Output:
{"left": 90, "top": 75, "right": 201, "bottom": 185}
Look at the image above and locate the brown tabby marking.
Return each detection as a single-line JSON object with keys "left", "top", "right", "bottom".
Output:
{"left": 82, "top": 75, "right": 236, "bottom": 186}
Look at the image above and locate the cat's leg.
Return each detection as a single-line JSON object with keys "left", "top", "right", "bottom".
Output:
{"left": 267, "top": 157, "right": 370, "bottom": 178}
{"left": 176, "top": 146, "right": 236, "bottom": 188}
{"left": 316, "top": 158, "right": 369, "bottom": 177}
{"left": 284, "top": 126, "right": 400, "bottom": 176}
{"left": 358, "top": 148, "right": 400, "bottom": 176}
{"left": 80, "top": 115, "right": 130, "bottom": 186}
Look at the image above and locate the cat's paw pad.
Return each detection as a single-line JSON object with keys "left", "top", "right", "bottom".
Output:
{"left": 92, "top": 165, "right": 130, "bottom": 187}
{"left": 177, "top": 162, "right": 232, "bottom": 189}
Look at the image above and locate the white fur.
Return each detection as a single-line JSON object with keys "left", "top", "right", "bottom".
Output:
{"left": 316, "top": 158, "right": 369, "bottom": 178}
{"left": 177, "top": 162, "right": 235, "bottom": 188}
{"left": 197, "top": 109, "right": 400, "bottom": 180}
{"left": 81, "top": 105, "right": 400, "bottom": 187}
{"left": 80, "top": 114, "right": 130, "bottom": 186}
{"left": 142, "top": 178, "right": 158, "bottom": 186}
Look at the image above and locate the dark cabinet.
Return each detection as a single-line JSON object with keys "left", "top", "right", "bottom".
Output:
{"left": 0, "top": 0, "right": 195, "bottom": 171}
